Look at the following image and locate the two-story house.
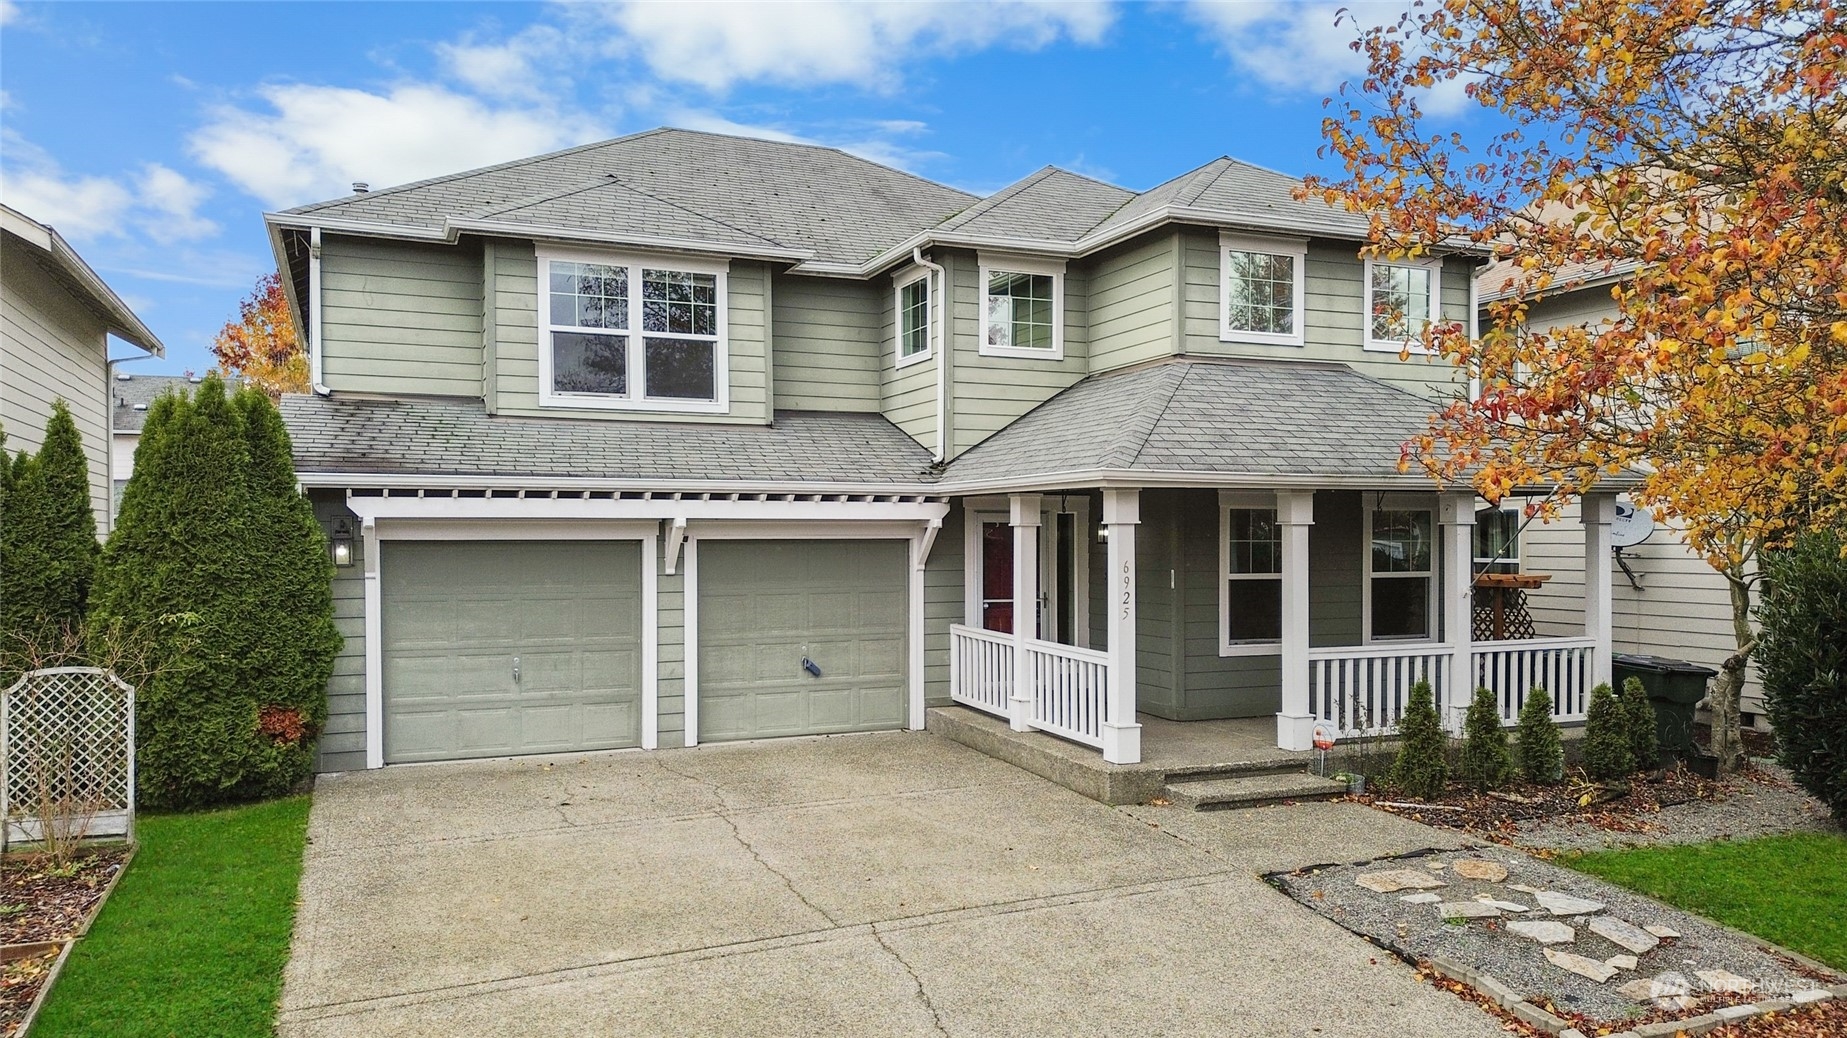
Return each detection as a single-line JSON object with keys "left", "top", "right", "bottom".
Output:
{"left": 269, "top": 128, "right": 1624, "bottom": 779}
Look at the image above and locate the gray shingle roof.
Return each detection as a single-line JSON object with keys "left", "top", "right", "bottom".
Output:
{"left": 280, "top": 395, "right": 937, "bottom": 486}
{"left": 1087, "top": 158, "right": 1376, "bottom": 241}
{"left": 283, "top": 129, "right": 978, "bottom": 267}
{"left": 110, "top": 374, "right": 203, "bottom": 433}
{"left": 942, "top": 357, "right": 1449, "bottom": 486}
{"left": 936, "top": 167, "right": 1135, "bottom": 243}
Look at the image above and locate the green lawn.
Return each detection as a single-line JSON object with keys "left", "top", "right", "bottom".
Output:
{"left": 33, "top": 796, "right": 312, "bottom": 1038}
{"left": 1565, "top": 832, "right": 1847, "bottom": 970}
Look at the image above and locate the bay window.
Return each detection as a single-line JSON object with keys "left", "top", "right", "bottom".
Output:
{"left": 539, "top": 249, "right": 727, "bottom": 411}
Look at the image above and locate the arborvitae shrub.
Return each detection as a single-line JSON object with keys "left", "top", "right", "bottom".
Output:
{"left": 1459, "top": 686, "right": 1515, "bottom": 790}
{"left": 0, "top": 402, "right": 99, "bottom": 677}
{"left": 1758, "top": 530, "right": 1847, "bottom": 818}
{"left": 1620, "top": 676, "right": 1660, "bottom": 771}
{"left": 1583, "top": 682, "right": 1635, "bottom": 780}
{"left": 1515, "top": 686, "right": 1564, "bottom": 784}
{"left": 1389, "top": 679, "right": 1449, "bottom": 799}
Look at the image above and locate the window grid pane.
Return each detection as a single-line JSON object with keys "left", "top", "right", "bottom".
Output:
{"left": 1225, "top": 250, "right": 1295, "bottom": 335}
{"left": 641, "top": 268, "right": 718, "bottom": 336}
{"left": 901, "top": 279, "right": 930, "bottom": 357}
{"left": 1371, "top": 509, "right": 1433, "bottom": 573}
{"left": 986, "top": 271, "right": 1055, "bottom": 350}
{"left": 1370, "top": 263, "right": 1431, "bottom": 342}
{"left": 549, "top": 261, "right": 628, "bottom": 331}
{"left": 1227, "top": 508, "right": 1283, "bottom": 575}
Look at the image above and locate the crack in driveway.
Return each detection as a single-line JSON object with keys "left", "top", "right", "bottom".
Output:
{"left": 871, "top": 926, "right": 951, "bottom": 1036}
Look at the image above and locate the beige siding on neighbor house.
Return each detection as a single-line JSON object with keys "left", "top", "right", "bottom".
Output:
{"left": 773, "top": 272, "right": 882, "bottom": 412}
{"left": 945, "top": 248, "right": 1090, "bottom": 457}
{"left": 1, "top": 247, "right": 112, "bottom": 532}
{"left": 489, "top": 242, "right": 771, "bottom": 424}
{"left": 319, "top": 236, "right": 484, "bottom": 398}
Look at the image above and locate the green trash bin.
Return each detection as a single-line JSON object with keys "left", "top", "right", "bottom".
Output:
{"left": 1611, "top": 653, "right": 1717, "bottom": 764}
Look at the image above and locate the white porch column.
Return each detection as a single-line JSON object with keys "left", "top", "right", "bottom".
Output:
{"left": 1101, "top": 488, "right": 1142, "bottom": 764}
{"left": 1441, "top": 493, "right": 1477, "bottom": 735}
{"left": 1274, "top": 490, "right": 1315, "bottom": 751}
{"left": 1008, "top": 493, "right": 1042, "bottom": 732}
{"left": 1583, "top": 493, "right": 1616, "bottom": 689}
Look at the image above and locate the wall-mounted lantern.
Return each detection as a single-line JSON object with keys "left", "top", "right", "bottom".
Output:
{"left": 330, "top": 516, "right": 355, "bottom": 568}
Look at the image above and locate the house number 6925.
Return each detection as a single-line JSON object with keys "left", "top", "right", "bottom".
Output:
{"left": 1120, "top": 560, "right": 1133, "bottom": 619}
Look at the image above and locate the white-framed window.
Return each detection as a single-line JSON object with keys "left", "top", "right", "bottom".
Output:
{"left": 1473, "top": 504, "right": 1521, "bottom": 575}
{"left": 1364, "top": 256, "right": 1443, "bottom": 353}
{"left": 537, "top": 247, "right": 729, "bottom": 412}
{"left": 894, "top": 268, "right": 932, "bottom": 368}
{"left": 1219, "top": 491, "right": 1284, "bottom": 656}
{"left": 1220, "top": 233, "right": 1306, "bottom": 347}
{"left": 978, "top": 254, "right": 1065, "bottom": 360}
{"left": 1364, "top": 496, "right": 1436, "bottom": 642}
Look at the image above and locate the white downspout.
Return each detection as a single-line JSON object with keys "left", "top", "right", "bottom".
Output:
{"left": 913, "top": 246, "right": 947, "bottom": 463}
{"left": 310, "top": 226, "right": 331, "bottom": 396}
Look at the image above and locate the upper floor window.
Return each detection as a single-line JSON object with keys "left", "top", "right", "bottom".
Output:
{"left": 1365, "top": 257, "right": 1442, "bottom": 352}
{"left": 1220, "top": 233, "right": 1306, "bottom": 347}
{"left": 896, "top": 269, "right": 931, "bottom": 368}
{"left": 1220, "top": 495, "right": 1284, "bottom": 656}
{"left": 538, "top": 248, "right": 728, "bottom": 412}
{"left": 978, "top": 254, "right": 1065, "bottom": 360}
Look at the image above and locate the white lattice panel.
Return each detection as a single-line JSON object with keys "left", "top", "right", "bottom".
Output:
{"left": 2, "top": 667, "right": 135, "bottom": 849}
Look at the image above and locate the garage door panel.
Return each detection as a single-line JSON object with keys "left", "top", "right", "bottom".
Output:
{"left": 698, "top": 539, "right": 907, "bottom": 743}
{"left": 381, "top": 541, "right": 645, "bottom": 764}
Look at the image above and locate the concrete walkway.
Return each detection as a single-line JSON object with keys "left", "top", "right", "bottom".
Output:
{"left": 279, "top": 732, "right": 1497, "bottom": 1037}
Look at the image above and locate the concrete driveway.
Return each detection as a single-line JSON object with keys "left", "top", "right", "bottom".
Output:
{"left": 279, "top": 732, "right": 1499, "bottom": 1037}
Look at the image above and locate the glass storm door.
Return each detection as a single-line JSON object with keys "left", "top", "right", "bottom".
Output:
{"left": 976, "top": 504, "right": 1089, "bottom": 646}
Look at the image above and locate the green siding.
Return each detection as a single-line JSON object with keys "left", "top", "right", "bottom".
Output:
{"left": 313, "top": 494, "right": 367, "bottom": 774}
{"left": 923, "top": 503, "right": 966, "bottom": 706}
{"left": 1085, "top": 233, "right": 1177, "bottom": 373}
{"left": 319, "top": 236, "right": 484, "bottom": 398}
{"left": 880, "top": 265, "right": 941, "bottom": 452}
{"left": 773, "top": 272, "right": 882, "bottom": 411}
{"left": 1133, "top": 489, "right": 1183, "bottom": 717}
{"left": 489, "top": 242, "right": 771, "bottom": 424}
{"left": 945, "top": 248, "right": 1090, "bottom": 457}
{"left": 655, "top": 536, "right": 687, "bottom": 747}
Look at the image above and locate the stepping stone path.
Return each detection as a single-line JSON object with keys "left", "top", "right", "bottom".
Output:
{"left": 1589, "top": 916, "right": 1660, "bottom": 955}
{"left": 1697, "top": 969, "right": 1755, "bottom": 993}
{"left": 1400, "top": 892, "right": 1442, "bottom": 904}
{"left": 1451, "top": 859, "right": 1508, "bottom": 882}
{"left": 1534, "top": 891, "right": 1606, "bottom": 916}
{"left": 1643, "top": 924, "right": 1680, "bottom": 939}
{"left": 1355, "top": 869, "right": 1446, "bottom": 892}
{"left": 1544, "top": 948, "right": 1619, "bottom": 982}
{"left": 1617, "top": 976, "right": 1698, "bottom": 1009}
{"left": 1506, "top": 920, "right": 1576, "bottom": 944}
{"left": 1606, "top": 954, "right": 1639, "bottom": 971}
{"left": 1473, "top": 897, "right": 1531, "bottom": 912}
{"left": 1437, "top": 901, "right": 1503, "bottom": 919}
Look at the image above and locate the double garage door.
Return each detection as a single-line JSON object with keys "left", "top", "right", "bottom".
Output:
{"left": 379, "top": 538, "right": 907, "bottom": 764}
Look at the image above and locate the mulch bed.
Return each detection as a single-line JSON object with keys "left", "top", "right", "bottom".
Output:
{"left": 1351, "top": 765, "right": 1746, "bottom": 845}
{"left": 1421, "top": 963, "right": 1767, "bottom": 1037}
{"left": 1704, "top": 999, "right": 1847, "bottom": 1037}
{"left": 0, "top": 948, "right": 60, "bottom": 1037}
{"left": 0, "top": 848, "right": 130, "bottom": 1033}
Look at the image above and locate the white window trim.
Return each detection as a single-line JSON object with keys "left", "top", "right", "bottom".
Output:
{"left": 1362, "top": 492, "right": 1440, "bottom": 644}
{"left": 1219, "top": 232, "right": 1307, "bottom": 348}
{"left": 1473, "top": 502, "right": 1522, "bottom": 569}
{"left": 1362, "top": 255, "right": 1444, "bottom": 355}
{"left": 535, "top": 244, "right": 731, "bottom": 414}
{"left": 1219, "top": 490, "right": 1284, "bottom": 657}
{"left": 977, "top": 252, "right": 1066, "bottom": 361}
{"left": 893, "top": 266, "right": 933, "bottom": 370}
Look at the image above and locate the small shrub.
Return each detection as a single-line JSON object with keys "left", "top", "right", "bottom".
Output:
{"left": 1389, "top": 679, "right": 1449, "bottom": 799}
{"left": 1620, "top": 676, "right": 1660, "bottom": 771}
{"left": 1758, "top": 529, "right": 1847, "bottom": 818}
{"left": 1515, "top": 686, "right": 1565, "bottom": 783}
{"left": 1459, "top": 687, "right": 1515, "bottom": 790}
{"left": 1583, "top": 682, "right": 1635, "bottom": 780}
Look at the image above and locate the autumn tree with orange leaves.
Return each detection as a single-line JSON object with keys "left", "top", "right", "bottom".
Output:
{"left": 1309, "top": 0, "right": 1846, "bottom": 771}
{"left": 211, "top": 272, "right": 307, "bottom": 397}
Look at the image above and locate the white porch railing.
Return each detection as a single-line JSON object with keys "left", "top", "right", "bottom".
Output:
{"left": 1308, "top": 643, "right": 1456, "bottom": 736}
{"left": 1309, "top": 636, "right": 1598, "bottom": 737}
{"left": 949, "top": 625, "right": 1012, "bottom": 717}
{"left": 1471, "top": 637, "right": 1597, "bottom": 725}
{"left": 949, "top": 625, "right": 1111, "bottom": 751}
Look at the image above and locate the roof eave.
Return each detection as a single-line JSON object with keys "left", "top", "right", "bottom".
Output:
{"left": 1, "top": 206, "right": 164, "bottom": 357}
{"left": 263, "top": 211, "right": 816, "bottom": 266}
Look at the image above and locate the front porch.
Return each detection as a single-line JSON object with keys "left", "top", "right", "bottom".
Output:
{"left": 943, "top": 486, "right": 1618, "bottom": 766}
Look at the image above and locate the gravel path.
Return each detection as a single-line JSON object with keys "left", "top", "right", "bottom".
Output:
{"left": 1274, "top": 848, "right": 1837, "bottom": 1025}
{"left": 1517, "top": 764, "right": 1840, "bottom": 853}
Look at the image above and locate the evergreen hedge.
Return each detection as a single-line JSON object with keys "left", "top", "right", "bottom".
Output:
{"left": 1459, "top": 687, "right": 1515, "bottom": 790}
{"left": 1583, "top": 682, "right": 1635, "bottom": 780}
{"left": 1620, "top": 676, "right": 1660, "bottom": 771}
{"left": 89, "top": 377, "right": 339, "bottom": 808}
{"left": 1758, "top": 530, "right": 1847, "bottom": 818}
{"left": 0, "top": 402, "right": 99, "bottom": 677}
{"left": 1515, "top": 686, "right": 1564, "bottom": 784}
{"left": 1389, "top": 679, "right": 1449, "bottom": 799}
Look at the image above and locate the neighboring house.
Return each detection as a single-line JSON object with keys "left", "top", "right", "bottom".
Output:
{"left": 267, "top": 128, "right": 1625, "bottom": 774}
{"left": 1, "top": 204, "right": 165, "bottom": 535}
{"left": 1476, "top": 262, "right": 1766, "bottom": 726}
{"left": 109, "top": 372, "right": 203, "bottom": 516}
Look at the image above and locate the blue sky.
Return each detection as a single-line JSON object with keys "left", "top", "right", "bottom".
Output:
{"left": 0, "top": 1, "right": 1477, "bottom": 376}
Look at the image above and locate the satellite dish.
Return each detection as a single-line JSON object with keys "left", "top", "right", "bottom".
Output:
{"left": 1610, "top": 502, "right": 1655, "bottom": 549}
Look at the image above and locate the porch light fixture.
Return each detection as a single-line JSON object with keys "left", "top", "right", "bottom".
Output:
{"left": 1096, "top": 524, "right": 1110, "bottom": 544}
{"left": 329, "top": 516, "right": 355, "bottom": 568}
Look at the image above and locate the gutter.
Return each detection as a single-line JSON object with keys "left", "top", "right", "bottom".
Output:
{"left": 913, "top": 246, "right": 948, "bottom": 464}
{"left": 309, "top": 227, "right": 330, "bottom": 396}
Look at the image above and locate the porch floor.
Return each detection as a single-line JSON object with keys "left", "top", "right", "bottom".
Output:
{"left": 925, "top": 706, "right": 1306, "bottom": 806}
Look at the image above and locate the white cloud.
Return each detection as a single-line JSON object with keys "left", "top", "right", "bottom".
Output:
{"left": 188, "top": 82, "right": 607, "bottom": 209}
{"left": 136, "top": 164, "right": 218, "bottom": 242}
{"left": 1184, "top": 1, "right": 1475, "bottom": 115}
{"left": 436, "top": 25, "right": 571, "bottom": 102}
{"left": 0, "top": 132, "right": 217, "bottom": 241}
{"left": 588, "top": 0, "right": 1115, "bottom": 92}
{"left": 0, "top": 1, "right": 20, "bottom": 28}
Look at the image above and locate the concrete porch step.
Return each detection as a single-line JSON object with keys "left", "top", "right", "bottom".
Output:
{"left": 1163, "top": 772, "right": 1348, "bottom": 811}
{"left": 1163, "top": 758, "right": 1314, "bottom": 783}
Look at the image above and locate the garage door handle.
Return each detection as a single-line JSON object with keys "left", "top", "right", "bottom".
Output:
{"left": 512, "top": 656, "right": 521, "bottom": 683}
{"left": 802, "top": 657, "right": 823, "bottom": 678}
